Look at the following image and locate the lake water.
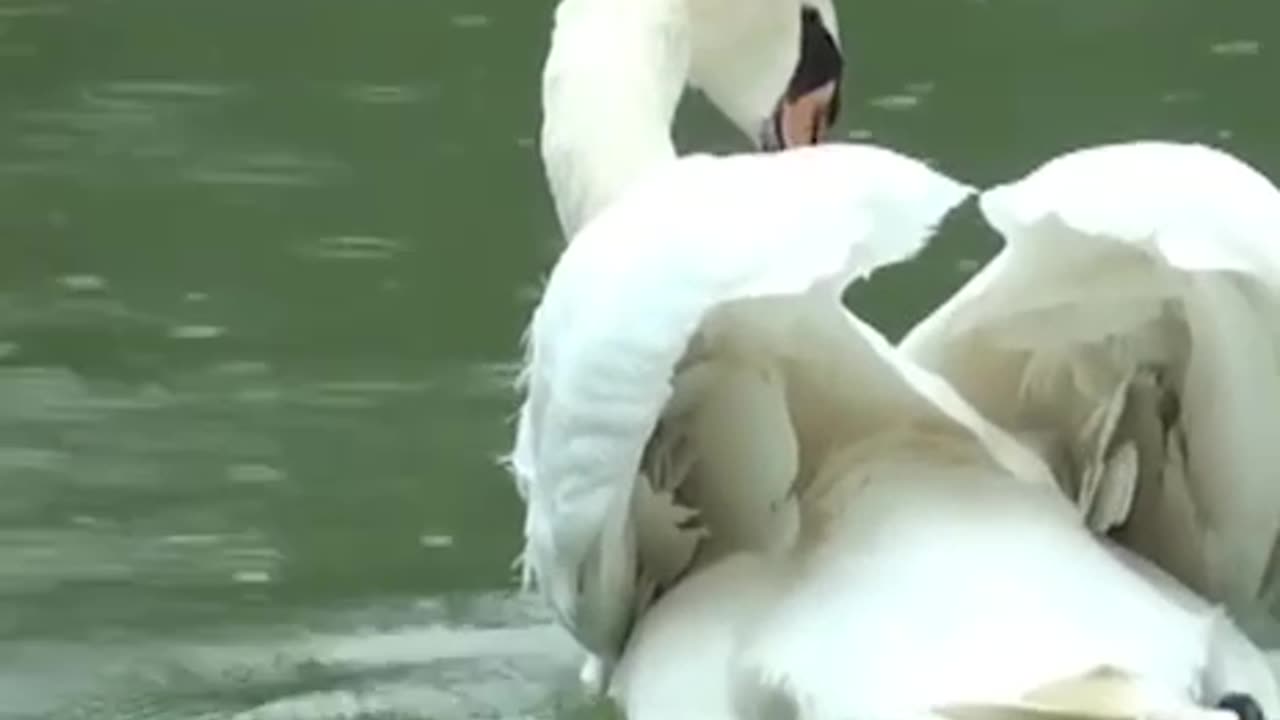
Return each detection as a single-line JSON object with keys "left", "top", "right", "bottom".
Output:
{"left": 0, "top": 0, "right": 1276, "bottom": 717}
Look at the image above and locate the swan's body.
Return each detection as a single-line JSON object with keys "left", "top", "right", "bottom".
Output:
{"left": 523, "top": 0, "right": 1280, "bottom": 711}
{"left": 901, "top": 143, "right": 1280, "bottom": 637}
{"left": 513, "top": 144, "right": 1003, "bottom": 672}
{"left": 617, "top": 439, "right": 1278, "bottom": 720}
{"left": 529, "top": 0, "right": 841, "bottom": 687}
{"left": 509, "top": 143, "right": 1280, "bottom": 717}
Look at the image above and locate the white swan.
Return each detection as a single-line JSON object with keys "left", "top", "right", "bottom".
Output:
{"left": 510, "top": 143, "right": 1280, "bottom": 719}
{"left": 539, "top": 0, "right": 842, "bottom": 236}
{"left": 519, "top": 0, "right": 1280, "bottom": 714}
{"left": 525, "top": 0, "right": 842, "bottom": 686}
{"left": 900, "top": 142, "right": 1280, "bottom": 638}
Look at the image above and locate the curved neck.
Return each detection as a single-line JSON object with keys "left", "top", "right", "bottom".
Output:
{"left": 540, "top": 0, "right": 690, "bottom": 238}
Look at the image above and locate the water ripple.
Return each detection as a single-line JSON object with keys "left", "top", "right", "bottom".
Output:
{"left": 868, "top": 93, "right": 922, "bottom": 111}
{"left": 96, "top": 80, "right": 240, "bottom": 100}
{"left": 450, "top": 13, "right": 492, "bottom": 29}
{"left": 341, "top": 84, "right": 431, "bottom": 105}
{"left": 296, "top": 235, "right": 406, "bottom": 261}
{"left": 181, "top": 153, "right": 343, "bottom": 188}
{"left": 1210, "top": 39, "right": 1262, "bottom": 56}
{"left": 1, "top": 596, "right": 588, "bottom": 719}
{"left": 0, "top": 4, "right": 66, "bottom": 21}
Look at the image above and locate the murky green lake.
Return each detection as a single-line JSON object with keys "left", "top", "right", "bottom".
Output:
{"left": 0, "top": 0, "right": 1276, "bottom": 717}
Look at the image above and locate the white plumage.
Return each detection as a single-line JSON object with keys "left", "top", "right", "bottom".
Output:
{"left": 521, "top": 0, "right": 1280, "bottom": 714}
{"left": 533, "top": 0, "right": 847, "bottom": 688}
{"left": 508, "top": 143, "right": 1280, "bottom": 718}
{"left": 540, "top": 0, "right": 841, "bottom": 237}
{"left": 902, "top": 142, "right": 1280, "bottom": 636}
{"left": 512, "top": 144, "right": 986, "bottom": 665}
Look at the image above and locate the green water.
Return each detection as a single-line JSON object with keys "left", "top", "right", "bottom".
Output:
{"left": 0, "top": 0, "right": 1275, "bottom": 717}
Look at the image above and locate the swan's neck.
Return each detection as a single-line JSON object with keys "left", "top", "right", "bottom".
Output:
{"left": 540, "top": 0, "right": 690, "bottom": 237}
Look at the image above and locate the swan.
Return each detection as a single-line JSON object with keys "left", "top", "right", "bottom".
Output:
{"left": 510, "top": 143, "right": 1280, "bottom": 719}
{"left": 526, "top": 0, "right": 842, "bottom": 686}
{"left": 539, "top": 0, "right": 842, "bottom": 236}
{"left": 521, "top": 0, "right": 1280, "bottom": 711}
{"left": 899, "top": 142, "right": 1280, "bottom": 639}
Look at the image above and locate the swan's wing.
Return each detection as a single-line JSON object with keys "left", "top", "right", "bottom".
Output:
{"left": 511, "top": 144, "right": 988, "bottom": 660}
{"left": 901, "top": 142, "right": 1280, "bottom": 620}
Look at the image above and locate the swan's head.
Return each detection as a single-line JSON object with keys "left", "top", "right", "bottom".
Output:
{"left": 687, "top": 0, "right": 843, "bottom": 150}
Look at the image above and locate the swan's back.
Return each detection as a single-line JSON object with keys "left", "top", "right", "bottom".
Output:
{"left": 519, "top": 142, "right": 1280, "bottom": 720}
{"left": 612, "top": 433, "right": 1280, "bottom": 720}
{"left": 734, "top": 438, "right": 1216, "bottom": 720}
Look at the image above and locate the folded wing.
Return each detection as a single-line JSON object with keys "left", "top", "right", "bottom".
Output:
{"left": 902, "top": 142, "right": 1280, "bottom": 628}
{"left": 511, "top": 145, "right": 1049, "bottom": 667}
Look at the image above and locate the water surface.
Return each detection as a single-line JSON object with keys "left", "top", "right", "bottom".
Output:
{"left": 0, "top": 0, "right": 1277, "bottom": 717}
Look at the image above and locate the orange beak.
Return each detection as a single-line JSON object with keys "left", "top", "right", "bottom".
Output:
{"left": 777, "top": 80, "right": 839, "bottom": 147}
{"left": 760, "top": 79, "right": 841, "bottom": 150}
